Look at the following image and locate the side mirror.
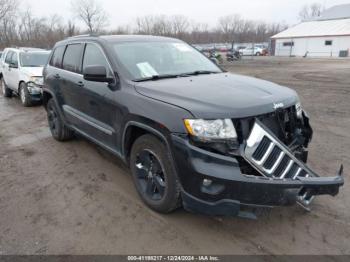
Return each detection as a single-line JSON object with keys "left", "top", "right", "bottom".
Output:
{"left": 83, "top": 65, "right": 114, "bottom": 83}
{"left": 9, "top": 62, "right": 18, "bottom": 69}
{"left": 210, "top": 58, "right": 218, "bottom": 65}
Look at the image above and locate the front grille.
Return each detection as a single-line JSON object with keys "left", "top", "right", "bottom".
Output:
{"left": 252, "top": 136, "right": 270, "bottom": 161}
{"left": 263, "top": 146, "right": 282, "bottom": 170}
{"left": 244, "top": 121, "right": 313, "bottom": 179}
{"left": 235, "top": 106, "right": 298, "bottom": 145}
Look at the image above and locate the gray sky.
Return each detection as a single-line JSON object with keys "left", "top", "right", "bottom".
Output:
{"left": 23, "top": 0, "right": 350, "bottom": 29}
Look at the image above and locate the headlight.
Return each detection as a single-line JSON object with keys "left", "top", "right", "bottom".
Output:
{"left": 29, "top": 76, "right": 43, "bottom": 86}
{"left": 184, "top": 119, "right": 237, "bottom": 141}
{"left": 295, "top": 102, "right": 303, "bottom": 119}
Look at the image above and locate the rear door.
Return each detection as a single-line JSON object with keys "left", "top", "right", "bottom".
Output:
{"left": 2, "top": 51, "right": 12, "bottom": 84}
{"left": 59, "top": 44, "right": 86, "bottom": 130}
{"left": 3, "top": 51, "right": 17, "bottom": 90}
{"left": 45, "top": 45, "right": 66, "bottom": 107}
{"left": 8, "top": 52, "right": 20, "bottom": 91}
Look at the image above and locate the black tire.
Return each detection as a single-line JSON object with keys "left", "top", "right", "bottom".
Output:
{"left": 130, "top": 134, "right": 181, "bottom": 213}
{"left": 46, "top": 99, "right": 74, "bottom": 141}
{"left": 256, "top": 52, "right": 261, "bottom": 56}
{"left": 1, "top": 78, "right": 13, "bottom": 98}
{"left": 19, "top": 82, "right": 32, "bottom": 107}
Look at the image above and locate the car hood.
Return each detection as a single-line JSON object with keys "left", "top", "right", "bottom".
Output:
{"left": 134, "top": 73, "right": 299, "bottom": 119}
{"left": 21, "top": 67, "right": 44, "bottom": 77}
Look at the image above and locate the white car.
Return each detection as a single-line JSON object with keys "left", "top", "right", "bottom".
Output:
{"left": 239, "top": 47, "right": 264, "bottom": 56}
{"left": 1, "top": 48, "right": 50, "bottom": 106}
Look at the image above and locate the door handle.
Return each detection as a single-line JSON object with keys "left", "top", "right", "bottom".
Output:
{"left": 77, "top": 81, "right": 84, "bottom": 87}
{"left": 54, "top": 74, "right": 60, "bottom": 79}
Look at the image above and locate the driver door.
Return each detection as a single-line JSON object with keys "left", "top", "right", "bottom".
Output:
{"left": 79, "top": 43, "right": 117, "bottom": 148}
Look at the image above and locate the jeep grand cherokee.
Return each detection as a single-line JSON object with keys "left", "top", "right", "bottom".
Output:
{"left": 42, "top": 35, "right": 344, "bottom": 217}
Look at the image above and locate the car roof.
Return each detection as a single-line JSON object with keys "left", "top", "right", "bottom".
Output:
{"left": 2, "top": 47, "right": 48, "bottom": 53}
{"left": 56, "top": 34, "right": 182, "bottom": 46}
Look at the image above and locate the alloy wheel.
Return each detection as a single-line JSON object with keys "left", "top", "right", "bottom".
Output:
{"left": 20, "top": 87, "right": 26, "bottom": 104}
{"left": 135, "top": 149, "right": 166, "bottom": 201}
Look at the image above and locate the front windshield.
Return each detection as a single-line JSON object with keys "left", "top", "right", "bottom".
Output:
{"left": 20, "top": 52, "right": 50, "bottom": 67}
{"left": 112, "top": 41, "right": 222, "bottom": 80}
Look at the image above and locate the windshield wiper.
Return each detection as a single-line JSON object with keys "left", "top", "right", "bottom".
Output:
{"left": 133, "top": 74, "right": 181, "bottom": 82}
{"left": 133, "top": 71, "right": 222, "bottom": 82}
{"left": 179, "top": 70, "right": 221, "bottom": 76}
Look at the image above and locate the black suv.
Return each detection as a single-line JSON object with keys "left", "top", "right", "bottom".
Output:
{"left": 43, "top": 35, "right": 344, "bottom": 217}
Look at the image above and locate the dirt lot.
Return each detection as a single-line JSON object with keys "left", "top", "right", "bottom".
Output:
{"left": 0, "top": 57, "right": 349, "bottom": 255}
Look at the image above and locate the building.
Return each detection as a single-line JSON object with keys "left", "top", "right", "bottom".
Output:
{"left": 271, "top": 4, "right": 350, "bottom": 57}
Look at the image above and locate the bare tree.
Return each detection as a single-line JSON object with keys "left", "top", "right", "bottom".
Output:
{"left": 171, "top": 15, "right": 190, "bottom": 37}
{"left": 0, "top": 0, "right": 17, "bottom": 21}
{"left": 218, "top": 14, "right": 243, "bottom": 42}
{"left": 299, "top": 3, "right": 324, "bottom": 21}
{"left": 71, "top": 0, "right": 109, "bottom": 33}
{"left": 66, "top": 20, "right": 78, "bottom": 36}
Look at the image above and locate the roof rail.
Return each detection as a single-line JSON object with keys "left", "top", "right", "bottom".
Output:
{"left": 67, "top": 34, "right": 99, "bottom": 39}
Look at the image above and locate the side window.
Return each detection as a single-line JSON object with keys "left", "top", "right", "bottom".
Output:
{"left": 5, "top": 51, "right": 13, "bottom": 64}
{"left": 83, "top": 43, "right": 112, "bottom": 76}
{"left": 11, "top": 53, "right": 18, "bottom": 67}
{"left": 50, "top": 46, "right": 66, "bottom": 68}
{"left": 62, "top": 44, "right": 83, "bottom": 73}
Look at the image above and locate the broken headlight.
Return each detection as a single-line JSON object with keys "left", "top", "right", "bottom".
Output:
{"left": 29, "top": 76, "right": 43, "bottom": 86}
{"left": 295, "top": 102, "right": 303, "bottom": 119}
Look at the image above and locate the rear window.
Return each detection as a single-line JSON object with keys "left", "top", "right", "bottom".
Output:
{"left": 62, "top": 44, "right": 83, "bottom": 73}
{"left": 50, "top": 46, "right": 66, "bottom": 68}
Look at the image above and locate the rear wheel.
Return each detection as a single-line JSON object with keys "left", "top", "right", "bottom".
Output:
{"left": 256, "top": 52, "right": 261, "bottom": 56}
{"left": 47, "top": 99, "right": 74, "bottom": 141}
{"left": 1, "top": 78, "right": 13, "bottom": 98}
{"left": 130, "top": 134, "right": 181, "bottom": 213}
{"left": 19, "top": 82, "right": 32, "bottom": 107}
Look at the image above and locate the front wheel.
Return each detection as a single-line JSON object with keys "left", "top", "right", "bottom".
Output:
{"left": 19, "top": 82, "right": 33, "bottom": 107}
{"left": 130, "top": 134, "right": 181, "bottom": 213}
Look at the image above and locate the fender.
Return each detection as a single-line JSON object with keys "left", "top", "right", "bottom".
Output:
{"left": 121, "top": 120, "right": 183, "bottom": 189}
{"left": 121, "top": 120, "right": 172, "bottom": 158}
{"left": 42, "top": 88, "right": 69, "bottom": 127}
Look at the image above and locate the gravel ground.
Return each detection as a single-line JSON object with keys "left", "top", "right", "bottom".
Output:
{"left": 0, "top": 57, "right": 349, "bottom": 255}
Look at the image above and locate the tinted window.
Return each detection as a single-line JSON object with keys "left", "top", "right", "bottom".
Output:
{"left": 325, "top": 40, "right": 332, "bottom": 46}
{"left": 62, "top": 44, "right": 82, "bottom": 73}
{"left": 83, "top": 44, "right": 111, "bottom": 76}
{"left": 5, "top": 51, "right": 13, "bottom": 64}
{"left": 283, "top": 42, "right": 294, "bottom": 47}
{"left": 0, "top": 52, "right": 2, "bottom": 58}
{"left": 50, "top": 46, "right": 66, "bottom": 68}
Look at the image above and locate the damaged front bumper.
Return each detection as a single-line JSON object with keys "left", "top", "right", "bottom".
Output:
{"left": 243, "top": 119, "right": 344, "bottom": 209}
{"left": 27, "top": 82, "right": 43, "bottom": 101}
{"left": 171, "top": 120, "right": 344, "bottom": 217}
